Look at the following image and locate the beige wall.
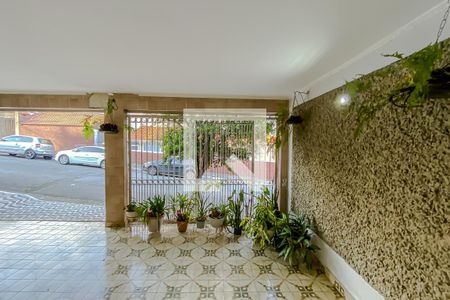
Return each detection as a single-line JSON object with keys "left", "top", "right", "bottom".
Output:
{"left": 0, "top": 93, "right": 288, "bottom": 227}
{"left": 290, "top": 41, "right": 449, "bottom": 299}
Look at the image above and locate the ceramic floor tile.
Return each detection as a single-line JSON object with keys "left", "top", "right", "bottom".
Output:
{"left": 0, "top": 221, "right": 341, "bottom": 299}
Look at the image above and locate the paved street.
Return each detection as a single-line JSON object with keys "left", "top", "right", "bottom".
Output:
{"left": 0, "top": 154, "right": 105, "bottom": 221}
{"left": 0, "top": 154, "right": 104, "bottom": 205}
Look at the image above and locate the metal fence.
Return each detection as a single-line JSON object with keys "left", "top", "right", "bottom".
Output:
{"left": 126, "top": 112, "right": 276, "bottom": 214}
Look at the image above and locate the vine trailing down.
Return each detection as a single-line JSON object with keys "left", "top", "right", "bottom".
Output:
{"left": 345, "top": 2, "right": 450, "bottom": 136}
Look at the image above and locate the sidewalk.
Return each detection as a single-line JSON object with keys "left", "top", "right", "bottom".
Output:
{"left": 0, "top": 191, "right": 104, "bottom": 221}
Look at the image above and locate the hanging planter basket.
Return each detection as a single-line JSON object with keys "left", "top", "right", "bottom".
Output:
{"left": 428, "top": 66, "right": 450, "bottom": 99}
{"left": 99, "top": 123, "right": 119, "bottom": 134}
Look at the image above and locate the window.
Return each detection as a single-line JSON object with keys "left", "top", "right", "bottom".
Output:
{"left": 20, "top": 137, "right": 33, "bottom": 143}
{"left": 38, "top": 138, "right": 52, "bottom": 145}
{"left": 85, "top": 147, "right": 104, "bottom": 153}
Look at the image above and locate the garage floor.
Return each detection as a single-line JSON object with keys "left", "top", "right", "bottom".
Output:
{"left": 0, "top": 221, "right": 342, "bottom": 300}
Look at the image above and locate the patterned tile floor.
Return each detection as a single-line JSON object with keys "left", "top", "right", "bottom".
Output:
{"left": 0, "top": 221, "right": 343, "bottom": 300}
{"left": 0, "top": 191, "right": 104, "bottom": 221}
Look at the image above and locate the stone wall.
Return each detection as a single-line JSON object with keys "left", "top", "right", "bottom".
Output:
{"left": 291, "top": 42, "right": 450, "bottom": 299}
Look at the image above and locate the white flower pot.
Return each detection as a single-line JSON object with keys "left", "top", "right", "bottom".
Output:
{"left": 207, "top": 217, "right": 224, "bottom": 228}
{"left": 148, "top": 216, "right": 163, "bottom": 232}
{"left": 126, "top": 211, "right": 137, "bottom": 218}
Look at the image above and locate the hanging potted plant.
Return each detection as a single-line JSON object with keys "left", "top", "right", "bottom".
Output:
{"left": 227, "top": 189, "right": 244, "bottom": 235}
{"left": 99, "top": 98, "right": 119, "bottom": 134}
{"left": 193, "top": 192, "right": 211, "bottom": 229}
{"left": 125, "top": 201, "right": 137, "bottom": 220}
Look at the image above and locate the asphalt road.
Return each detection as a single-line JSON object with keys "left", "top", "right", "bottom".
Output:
{"left": 0, "top": 154, "right": 105, "bottom": 205}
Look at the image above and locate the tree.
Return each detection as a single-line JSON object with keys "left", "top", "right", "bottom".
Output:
{"left": 163, "top": 121, "right": 254, "bottom": 178}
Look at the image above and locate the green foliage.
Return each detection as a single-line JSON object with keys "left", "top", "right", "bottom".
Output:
{"left": 227, "top": 189, "right": 245, "bottom": 229}
{"left": 163, "top": 128, "right": 183, "bottom": 160}
{"left": 163, "top": 121, "right": 253, "bottom": 178}
{"left": 346, "top": 43, "right": 444, "bottom": 135}
{"left": 169, "top": 193, "right": 192, "bottom": 222}
{"left": 125, "top": 202, "right": 136, "bottom": 212}
{"left": 241, "top": 187, "right": 279, "bottom": 249}
{"left": 275, "top": 212, "right": 319, "bottom": 269}
{"left": 192, "top": 192, "right": 212, "bottom": 221}
{"left": 82, "top": 117, "right": 96, "bottom": 141}
{"left": 135, "top": 196, "right": 166, "bottom": 223}
{"left": 275, "top": 106, "right": 289, "bottom": 149}
{"left": 209, "top": 204, "right": 226, "bottom": 220}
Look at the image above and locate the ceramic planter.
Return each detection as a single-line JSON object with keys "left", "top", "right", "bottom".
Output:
{"left": 196, "top": 220, "right": 206, "bottom": 229}
{"left": 148, "top": 215, "right": 164, "bottom": 232}
{"left": 126, "top": 211, "right": 137, "bottom": 219}
{"left": 233, "top": 227, "right": 242, "bottom": 236}
{"left": 207, "top": 217, "right": 224, "bottom": 228}
{"left": 177, "top": 221, "right": 188, "bottom": 233}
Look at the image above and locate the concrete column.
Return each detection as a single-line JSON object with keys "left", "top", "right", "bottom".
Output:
{"left": 104, "top": 97, "right": 126, "bottom": 227}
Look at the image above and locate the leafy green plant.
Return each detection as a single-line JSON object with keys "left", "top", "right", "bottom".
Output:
{"left": 135, "top": 196, "right": 166, "bottom": 223}
{"left": 241, "top": 187, "right": 279, "bottom": 248}
{"left": 125, "top": 202, "right": 136, "bottom": 212}
{"left": 82, "top": 116, "right": 96, "bottom": 140}
{"left": 192, "top": 192, "right": 212, "bottom": 222}
{"left": 99, "top": 98, "right": 119, "bottom": 133}
{"left": 169, "top": 193, "right": 192, "bottom": 222}
{"left": 275, "top": 106, "right": 289, "bottom": 149}
{"left": 346, "top": 42, "right": 446, "bottom": 135}
{"left": 227, "top": 189, "right": 244, "bottom": 231}
{"left": 209, "top": 205, "right": 226, "bottom": 219}
{"left": 275, "top": 212, "right": 319, "bottom": 269}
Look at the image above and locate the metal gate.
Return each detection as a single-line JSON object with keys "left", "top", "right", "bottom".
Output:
{"left": 127, "top": 112, "right": 276, "bottom": 209}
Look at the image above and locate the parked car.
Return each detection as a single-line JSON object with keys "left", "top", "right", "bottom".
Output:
{"left": 0, "top": 135, "right": 55, "bottom": 159}
{"left": 55, "top": 146, "right": 105, "bottom": 168}
{"left": 143, "top": 157, "right": 194, "bottom": 177}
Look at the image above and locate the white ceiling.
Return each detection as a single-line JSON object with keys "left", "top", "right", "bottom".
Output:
{"left": 0, "top": 0, "right": 445, "bottom": 98}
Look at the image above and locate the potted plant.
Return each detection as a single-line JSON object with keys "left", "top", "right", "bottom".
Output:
{"left": 227, "top": 189, "right": 244, "bottom": 235}
{"left": 193, "top": 192, "right": 211, "bottom": 229}
{"left": 136, "top": 196, "right": 166, "bottom": 232}
{"left": 274, "top": 212, "right": 319, "bottom": 269}
{"left": 241, "top": 187, "right": 280, "bottom": 248}
{"left": 99, "top": 98, "right": 119, "bottom": 134}
{"left": 176, "top": 210, "right": 190, "bottom": 233}
{"left": 125, "top": 201, "right": 137, "bottom": 219}
{"left": 207, "top": 204, "right": 226, "bottom": 229}
{"left": 170, "top": 193, "right": 192, "bottom": 233}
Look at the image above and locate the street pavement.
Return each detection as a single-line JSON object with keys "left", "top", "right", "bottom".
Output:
{"left": 0, "top": 154, "right": 105, "bottom": 205}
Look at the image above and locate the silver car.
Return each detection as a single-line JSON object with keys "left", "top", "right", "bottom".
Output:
{"left": 0, "top": 135, "right": 55, "bottom": 159}
{"left": 55, "top": 146, "right": 105, "bottom": 168}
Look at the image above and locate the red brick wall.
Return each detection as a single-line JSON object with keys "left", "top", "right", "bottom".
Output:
{"left": 19, "top": 125, "right": 95, "bottom": 152}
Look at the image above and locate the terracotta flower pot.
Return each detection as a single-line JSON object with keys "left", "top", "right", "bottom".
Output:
{"left": 177, "top": 221, "right": 188, "bottom": 233}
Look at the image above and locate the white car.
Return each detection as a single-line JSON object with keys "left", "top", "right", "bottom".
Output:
{"left": 55, "top": 146, "right": 105, "bottom": 168}
{"left": 0, "top": 135, "right": 55, "bottom": 159}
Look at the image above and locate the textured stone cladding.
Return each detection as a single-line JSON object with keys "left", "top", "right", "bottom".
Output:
{"left": 291, "top": 40, "right": 450, "bottom": 299}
